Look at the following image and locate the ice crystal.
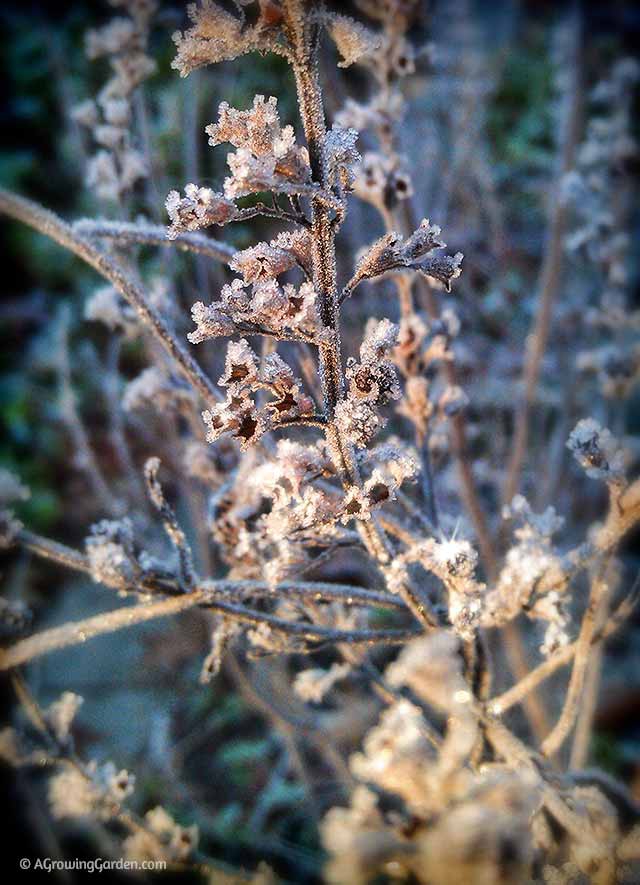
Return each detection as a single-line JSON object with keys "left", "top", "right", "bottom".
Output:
{"left": 323, "top": 13, "right": 380, "bottom": 68}
{"left": 294, "top": 662, "right": 350, "bottom": 703}
{"left": 324, "top": 124, "right": 361, "bottom": 190}
{"left": 171, "top": 0, "right": 283, "bottom": 77}
{"left": 205, "top": 96, "right": 310, "bottom": 199}
{"left": 85, "top": 518, "right": 137, "bottom": 590}
{"left": 567, "top": 418, "right": 625, "bottom": 481}
{"left": 46, "top": 692, "right": 83, "bottom": 744}
{"left": 349, "top": 219, "right": 463, "bottom": 294}
{"left": 85, "top": 284, "right": 138, "bottom": 337}
{"left": 188, "top": 277, "right": 324, "bottom": 344}
{"left": 165, "top": 183, "right": 238, "bottom": 237}
{"left": 123, "top": 805, "right": 198, "bottom": 862}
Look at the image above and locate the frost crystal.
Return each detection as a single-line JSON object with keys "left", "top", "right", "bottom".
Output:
{"left": 122, "top": 367, "right": 194, "bottom": 414}
{"left": 324, "top": 125, "right": 361, "bottom": 190}
{"left": 335, "top": 399, "right": 385, "bottom": 449}
{"left": 85, "top": 519, "right": 137, "bottom": 590}
{"left": 48, "top": 767, "right": 100, "bottom": 819}
{"left": 205, "top": 96, "right": 310, "bottom": 199}
{"left": 188, "top": 277, "right": 324, "bottom": 344}
{"left": 349, "top": 218, "right": 464, "bottom": 295}
{"left": 201, "top": 343, "right": 314, "bottom": 449}
{"left": 48, "top": 760, "right": 134, "bottom": 821}
{"left": 230, "top": 235, "right": 308, "bottom": 283}
{"left": 77, "top": 1, "right": 155, "bottom": 202}
{"left": 85, "top": 284, "right": 138, "bottom": 337}
{"left": 294, "top": 662, "right": 350, "bottom": 703}
{"left": 46, "top": 692, "right": 83, "bottom": 744}
{"left": 171, "top": 1, "right": 281, "bottom": 77}
{"left": 349, "top": 699, "right": 436, "bottom": 811}
{"left": 484, "top": 497, "right": 567, "bottom": 632}
{"left": 165, "top": 183, "right": 237, "bottom": 237}
{"left": 567, "top": 418, "right": 625, "bottom": 481}
{"left": 124, "top": 805, "right": 198, "bottom": 862}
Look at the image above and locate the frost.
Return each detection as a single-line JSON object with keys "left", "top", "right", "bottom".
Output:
{"left": 348, "top": 219, "right": 464, "bottom": 295}
{"left": 171, "top": 0, "right": 282, "bottom": 77}
{"left": 567, "top": 418, "right": 625, "bottom": 481}
{"left": 48, "top": 766, "right": 100, "bottom": 820}
{"left": 46, "top": 692, "right": 83, "bottom": 744}
{"left": 324, "top": 125, "right": 361, "bottom": 190}
{"left": 349, "top": 699, "right": 436, "bottom": 811}
{"left": 294, "top": 662, "right": 350, "bottom": 703}
{"left": 122, "top": 367, "right": 194, "bottom": 414}
{"left": 201, "top": 343, "right": 314, "bottom": 449}
{"left": 165, "top": 183, "right": 237, "bottom": 237}
{"left": 188, "top": 277, "right": 324, "bottom": 344}
{"left": 205, "top": 96, "right": 310, "bottom": 199}
{"left": 85, "top": 283, "right": 141, "bottom": 338}
{"left": 85, "top": 519, "right": 138, "bottom": 590}
{"left": 323, "top": 13, "right": 380, "bottom": 68}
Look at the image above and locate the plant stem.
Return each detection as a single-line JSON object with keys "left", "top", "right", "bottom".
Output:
{"left": 0, "top": 188, "right": 219, "bottom": 407}
{"left": 502, "top": 8, "right": 583, "bottom": 506}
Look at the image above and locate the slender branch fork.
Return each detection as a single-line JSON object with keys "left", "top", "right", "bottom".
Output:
{"left": 282, "top": 0, "right": 435, "bottom": 632}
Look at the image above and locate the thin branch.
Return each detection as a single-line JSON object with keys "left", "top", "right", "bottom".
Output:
{"left": 0, "top": 593, "right": 212, "bottom": 670}
{"left": 271, "top": 414, "right": 327, "bottom": 430}
{"left": 16, "top": 528, "right": 406, "bottom": 612}
{"left": 144, "top": 457, "right": 196, "bottom": 588}
{"left": 541, "top": 563, "right": 612, "bottom": 757}
{"left": 235, "top": 202, "right": 311, "bottom": 227}
{"left": 55, "top": 306, "right": 120, "bottom": 516}
{"left": 0, "top": 592, "right": 420, "bottom": 671}
{"left": 0, "top": 188, "right": 219, "bottom": 406}
{"left": 73, "top": 218, "right": 236, "bottom": 263}
{"left": 488, "top": 572, "right": 640, "bottom": 715}
{"left": 501, "top": 8, "right": 583, "bottom": 505}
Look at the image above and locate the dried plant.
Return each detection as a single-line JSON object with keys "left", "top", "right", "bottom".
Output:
{"left": 1, "top": 1, "right": 639, "bottom": 883}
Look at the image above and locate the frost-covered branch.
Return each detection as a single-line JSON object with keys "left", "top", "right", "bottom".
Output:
{"left": 73, "top": 218, "right": 236, "bottom": 263}
{"left": 0, "top": 188, "right": 219, "bottom": 407}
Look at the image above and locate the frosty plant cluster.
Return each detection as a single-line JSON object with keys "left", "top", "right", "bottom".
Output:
{"left": 1, "top": 1, "right": 640, "bottom": 883}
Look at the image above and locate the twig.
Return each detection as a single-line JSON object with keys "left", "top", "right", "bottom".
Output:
{"left": 283, "top": 1, "right": 435, "bottom": 634}
{"left": 0, "top": 593, "right": 421, "bottom": 671}
{"left": 488, "top": 572, "right": 640, "bottom": 715}
{"left": 501, "top": 7, "right": 583, "bottom": 505}
{"left": 73, "top": 218, "right": 236, "bottom": 263}
{"left": 16, "top": 528, "right": 405, "bottom": 611}
{"left": 0, "top": 188, "right": 219, "bottom": 406}
{"left": 542, "top": 563, "right": 612, "bottom": 758}
{"left": 144, "top": 457, "right": 196, "bottom": 588}
{"left": 55, "top": 306, "right": 120, "bottom": 516}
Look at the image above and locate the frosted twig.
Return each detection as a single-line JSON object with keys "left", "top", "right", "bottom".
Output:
{"left": 489, "top": 571, "right": 640, "bottom": 715}
{"left": 55, "top": 306, "right": 120, "bottom": 516}
{"left": 0, "top": 593, "right": 212, "bottom": 670}
{"left": 144, "top": 457, "right": 196, "bottom": 588}
{"left": 0, "top": 592, "right": 421, "bottom": 671}
{"left": 16, "top": 529, "right": 406, "bottom": 612}
{"left": 542, "top": 563, "right": 612, "bottom": 757}
{"left": 73, "top": 218, "right": 236, "bottom": 263}
{"left": 0, "top": 188, "right": 219, "bottom": 407}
